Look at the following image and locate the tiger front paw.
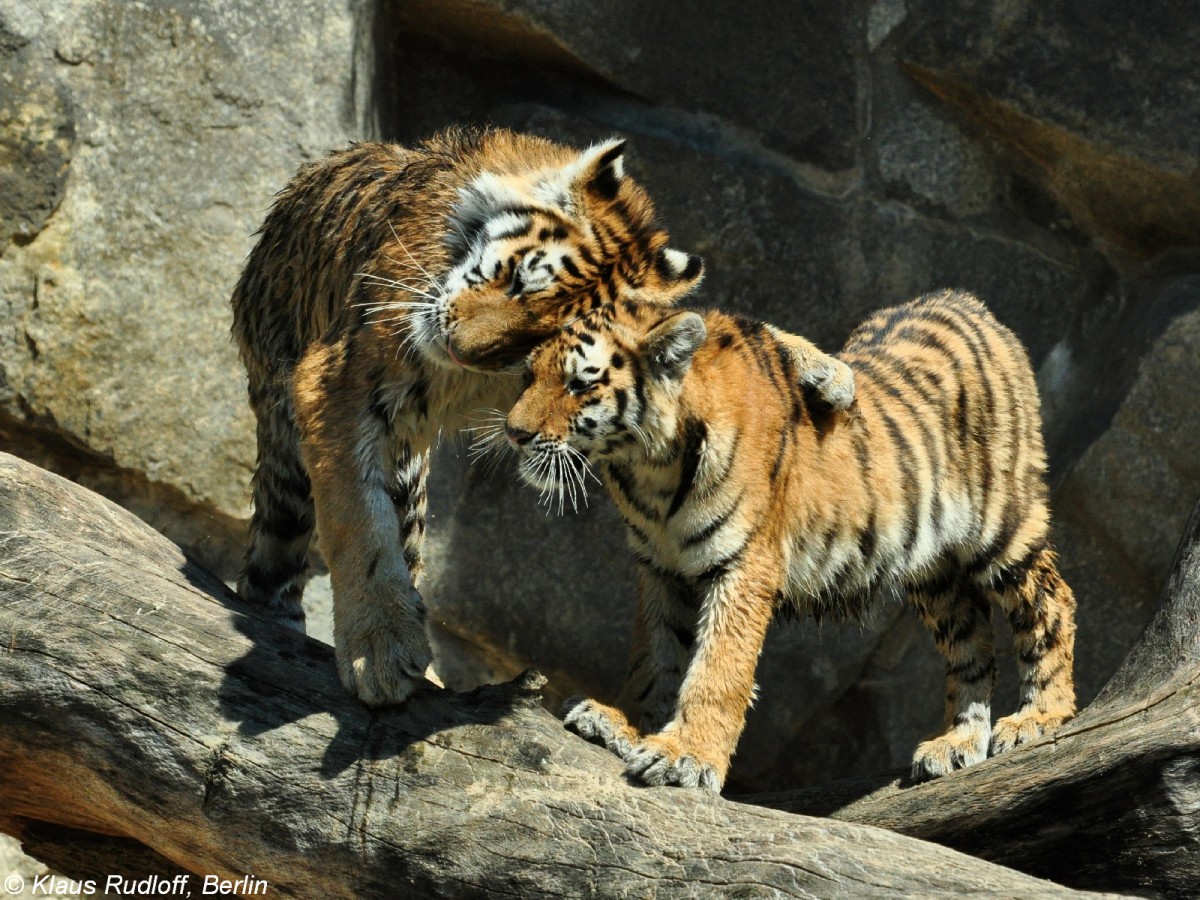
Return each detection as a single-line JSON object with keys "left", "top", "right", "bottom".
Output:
{"left": 911, "top": 724, "right": 989, "bottom": 782}
{"left": 624, "top": 734, "right": 724, "bottom": 793}
{"left": 562, "top": 696, "right": 640, "bottom": 760}
{"left": 990, "top": 710, "right": 1070, "bottom": 756}
{"left": 334, "top": 584, "right": 432, "bottom": 707}
{"left": 801, "top": 357, "right": 856, "bottom": 410}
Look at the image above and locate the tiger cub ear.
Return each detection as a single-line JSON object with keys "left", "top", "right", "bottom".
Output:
{"left": 643, "top": 246, "right": 705, "bottom": 304}
{"left": 642, "top": 310, "right": 707, "bottom": 380}
{"left": 532, "top": 139, "right": 628, "bottom": 211}
{"left": 769, "top": 327, "right": 856, "bottom": 410}
{"left": 568, "top": 138, "right": 627, "bottom": 201}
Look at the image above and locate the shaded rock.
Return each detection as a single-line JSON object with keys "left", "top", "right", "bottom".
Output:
{"left": 0, "top": 50, "right": 73, "bottom": 251}
{"left": 900, "top": 0, "right": 1200, "bottom": 258}
{"left": 867, "top": 51, "right": 1006, "bottom": 219}
{"left": 387, "top": 0, "right": 861, "bottom": 171}
{"left": 423, "top": 442, "right": 634, "bottom": 706}
{"left": 867, "top": 0, "right": 908, "bottom": 51}
{"left": 1054, "top": 281, "right": 1200, "bottom": 693}
{"left": 744, "top": 607, "right": 941, "bottom": 788}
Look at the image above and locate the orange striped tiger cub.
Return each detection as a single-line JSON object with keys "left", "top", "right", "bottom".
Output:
{"left": 231, "top": 128, "right": 703, "bottom": 707}
{"left": 504, "top": 289, "right": 1076, "bottom": 790}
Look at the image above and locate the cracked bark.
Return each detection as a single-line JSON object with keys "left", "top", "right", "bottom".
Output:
{"left": 0, "top": 452, "right": 1169, "bottom": 897}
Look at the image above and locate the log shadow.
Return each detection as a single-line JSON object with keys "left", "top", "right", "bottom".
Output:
{"left": 729, "top": 767, "right": 910, "bottom": 819}
{"left": 177, "top": 556, "right": 530, "bottom": 779}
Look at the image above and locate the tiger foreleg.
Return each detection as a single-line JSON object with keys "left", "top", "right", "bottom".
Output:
{"left": 563, "top": 568, "right": 695, "bottom": 761}
{"left": 910, "top": 579, "right": 996, "bottom": 781}
{"left": 990, "top": 543, "right": 1077, "bottom": 754}
{"left": 624, "top": 564, "right": 776, "bottom": 793}
{"left": 294, "top": 344, "right": 432, "bottom": 706}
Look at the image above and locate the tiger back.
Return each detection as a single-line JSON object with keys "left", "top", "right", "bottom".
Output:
{"left": 504, "top": 289, "right": 1076, "bottom": 790}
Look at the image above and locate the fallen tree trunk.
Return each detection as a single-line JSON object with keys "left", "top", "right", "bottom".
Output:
{"left": 0, "top": 452, "right": 1109, "bottom": 897}
{"left": 746, "top": 501, "right": 1200, "bottom": 897}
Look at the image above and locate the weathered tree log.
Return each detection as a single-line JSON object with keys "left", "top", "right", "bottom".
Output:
{"left": 747, "top": 501, "right": 1200, "bottom": 897}
{"left": 0, "top": 452, "right": 1107, "bottom": 897}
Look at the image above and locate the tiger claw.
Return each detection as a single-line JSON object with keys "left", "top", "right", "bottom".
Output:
{"left": 625, "top": 741, "right": 723, "bottom": 792}
{"left": 563, "top": 696, "right": 638, "bottom": 760}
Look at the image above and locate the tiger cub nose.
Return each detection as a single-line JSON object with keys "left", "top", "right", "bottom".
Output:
{"left": 505, "top": 424, "right": 536, "bottom": 447}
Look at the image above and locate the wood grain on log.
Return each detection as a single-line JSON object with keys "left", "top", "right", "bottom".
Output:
{"left": 0, "top": 452, "right": 1107, "bottom": 897}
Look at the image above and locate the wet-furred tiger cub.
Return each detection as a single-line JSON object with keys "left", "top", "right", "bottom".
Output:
{"left": 503, "top": 290, "right": 1076, "bottom": 791}
{"left": 230, "top": 128, "right": 704, "bottom": 706}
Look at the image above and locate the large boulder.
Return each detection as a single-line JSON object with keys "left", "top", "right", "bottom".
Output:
{"left": 898, "top": 0, "right": 1200, "bottom": 258}
{"left": 1054, "top": 278, "right": 1200, "bottom": 684}
{"left": 385, "top": 0, "right": 860, "bottom": 171}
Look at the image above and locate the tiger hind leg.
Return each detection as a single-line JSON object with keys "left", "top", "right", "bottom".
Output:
{"left": 391, "top": 446, "right": 430, "bottom": 585}
{"left": 910, "top": 577, "right": 996, "bottom": 781}
{"left": 989, "top": 541, "right": 1077, "bottom": 754}
{"left": 236, "top": 389, "right": 315, "bottom": 631}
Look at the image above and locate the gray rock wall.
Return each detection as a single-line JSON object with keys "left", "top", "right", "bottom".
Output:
{"left": 2, "top": 0, "right": 1198, "bottom": 793}
{"left": 0, "top": 0, "right": 362, "bottom": 568}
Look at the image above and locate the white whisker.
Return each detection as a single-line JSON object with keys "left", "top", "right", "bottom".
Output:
{"left": 465, "top": 423, "right": 513, "bottom": 474}
{"left": 386, "top": 221, "right": 438, "bottom": 284}
{"left": 461, "top": 408, "right": 509, "bottom": 425}
{"left": 627, "top": 419, "right": 651, "bottom": 451}
{"left": 357, "top": 299, "right": 439, "bottom": 312}
{"left": 555, "top": 455, "right": 568, "bottom": 515}
{"left": 562, "top": 444, "right": 598, "bottom": 502}
{"left": 557, "top": 454, "right": 573, "bottom": 513}
{"left": 360, "top": 281, "right": 442, "bottom": 302}
{"left": 535, "top": 454, "right": 557, "bottom": 514}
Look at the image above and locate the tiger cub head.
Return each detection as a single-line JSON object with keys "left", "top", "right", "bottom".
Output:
{"left": 422, "top": 140, "right": 703, "bottom": 371}
{"left": 504, "top": 301, "right": 707, "bottom": 501}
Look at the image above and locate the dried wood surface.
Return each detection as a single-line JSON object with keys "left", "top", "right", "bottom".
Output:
{"left": 0, "top": 453, "right": 1138, "bottom": 897}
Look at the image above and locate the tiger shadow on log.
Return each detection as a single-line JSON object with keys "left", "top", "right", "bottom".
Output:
{"left": 190, "top": 562, "right": 529, "bottom": 779}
